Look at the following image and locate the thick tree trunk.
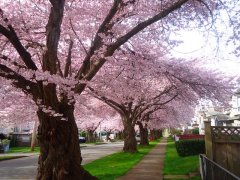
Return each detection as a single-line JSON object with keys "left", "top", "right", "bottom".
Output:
{"left": 87, "top": 130, "right": 96, "bottom": 143}
{"left": 36, "top": 106, "right": 96, "bottom": 180}
{"left": 122, "top": 116, "right": 137, "bottom": 153}
{"left": 137, "top": 122, "right": 149, "bottom": 146}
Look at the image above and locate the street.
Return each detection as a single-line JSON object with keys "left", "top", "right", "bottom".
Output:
{"left": 0, "top": 142, "right": 123, "bottom": 180}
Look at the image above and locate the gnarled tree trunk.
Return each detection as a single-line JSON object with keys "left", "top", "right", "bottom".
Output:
{"left": 137, "top": 122, "right": 149, "bottom": 146}
{"left": 122, "top": 116, "right": 137, "bottom": 153}
{"left": 36, "top": 104, "right": 96, "bottom": 180}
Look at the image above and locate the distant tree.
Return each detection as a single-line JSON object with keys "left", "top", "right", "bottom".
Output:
{"left": 89, "top": 55, "right": 232, "bottom": 152}
{"left": 0, "top": 0, "right": 231, "bottom": 178}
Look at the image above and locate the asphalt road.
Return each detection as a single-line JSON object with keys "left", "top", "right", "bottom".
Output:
{"left": 0, "top": 142, "right": 123, "bottom": 180}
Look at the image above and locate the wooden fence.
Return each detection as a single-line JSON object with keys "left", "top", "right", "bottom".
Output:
{"left": 204, "top": 121, "right": 240, "bottom": 177}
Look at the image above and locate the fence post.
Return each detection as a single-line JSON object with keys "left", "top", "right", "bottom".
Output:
{"left": 204, "top": 121, "right": 213, "bottom": 160}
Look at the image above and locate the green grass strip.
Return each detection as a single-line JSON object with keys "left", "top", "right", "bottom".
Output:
{"left": 7, "top": 147, "right": 40, "bottom": 153}
{"left": 163, "top": 138, "right": 200, "bottom": 175}
{"left": 0, "top": 156, "right": 26, "bottom": 161}
{"left": 84, "top": 140, "right": 160, "bottom": 180}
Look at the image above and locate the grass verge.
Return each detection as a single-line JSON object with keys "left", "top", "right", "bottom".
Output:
{"left": 0, "top": 156, "right": 26, "bottom": 161}
{"left": 84, "top": 140, "right": 160, "bottom": 180}
{"left": 7, "top": 147, "right": 40, "bottom": 153}
{"left": 163, "top": 138, "right": 200, "bottom": 179}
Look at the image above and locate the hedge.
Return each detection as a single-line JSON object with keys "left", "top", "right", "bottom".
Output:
{"left": 175, "top": 139, "right": 205, "bottom": 157}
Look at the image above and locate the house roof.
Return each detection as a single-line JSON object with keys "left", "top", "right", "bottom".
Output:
{"left": 217, "top": 115, "right": 240, "bottom": 122}
{"left": 206, "top": 111, "right": 240, "bottom": 122}
{"left": 214, "top": 114, "right": 230, "bottom": 121}
{"left": 206, "top": 111, "right": 224, "bottom": 117}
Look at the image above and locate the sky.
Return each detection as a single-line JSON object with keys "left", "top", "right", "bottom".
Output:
{"left": 170, "top": 30, "right": 240, "bottom": 76}
{"left": 172, "top": 30, "right": 240, "bottom": 123}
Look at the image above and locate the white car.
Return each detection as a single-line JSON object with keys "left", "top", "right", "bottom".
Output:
{"left": 135, "top": 135, "right": 140, "bottom": 142}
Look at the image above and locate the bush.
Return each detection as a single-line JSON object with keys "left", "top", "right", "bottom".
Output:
{"left": 175, "top": 139, "right": 205, "bottom": 157}
{"left": 2, "top": 139, "right": 10, "bottom": 145}
{"left": 192, "top": 128, "right": 199, "bottom": 134}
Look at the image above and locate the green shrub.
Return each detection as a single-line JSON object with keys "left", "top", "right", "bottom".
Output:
{"left": 175, "top": 139, "right": 205, "bottom": 157}
{"left": 192, "top": 128, "right": 199, "bottom": 134}
{"left": 2, "top": 139, "right": 10, "bottom": 145}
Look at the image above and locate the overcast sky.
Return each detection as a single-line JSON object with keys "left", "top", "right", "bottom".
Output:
{"left": 170, "top": 29, "right": 240, "bottom": 76}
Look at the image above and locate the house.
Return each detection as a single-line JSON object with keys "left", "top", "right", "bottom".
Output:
{"left": 194, "top": 91, "right": 240, "bottom": 134}
{"left": 10, "top": 131, "right": 33, "bottom": 147}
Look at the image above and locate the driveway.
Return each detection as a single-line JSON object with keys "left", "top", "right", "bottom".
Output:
{"left": 0, "top": 142, "right": 123, "bottom": 180}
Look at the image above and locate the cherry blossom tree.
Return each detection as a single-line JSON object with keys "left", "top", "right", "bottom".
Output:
{"left": 220, "top": 1, "right": 240, "bottom": 57}
{"left": 139, "top": 100, "right": 195, "bottom": 144}
{"left": 100, "top": 115, "right": 123, "bottom": 141}
{"left": 0, "top": 83, "right": 39, "bottom": 150}
{"left": 75, "top": 95, "right": 119, "bottom": 142}
{"left": 0, "top": 83, "right": 37, "bottom": 130}
{"left": 0, "top": 0, "right": 228, "bottom": 179}
{"left": 89, "top": 53, "right": 233, "bottom": 152}
{"left": 76, "top": 98, "right": 102, "bottom": 142}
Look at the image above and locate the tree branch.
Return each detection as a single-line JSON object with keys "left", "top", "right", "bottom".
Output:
{"left": 75, "top": 0, "right": 122, "bottom": 80}
{"left": 69, "top": 19, "right": 88, "bottom": 56}
{"left": 0, "top": 9, "right": 38, "bottom": 70}
{"left": 0, "top": 64, "right": 39, "bottom": 100}
{"left": 109, "top": 0, "right": 189, "bottom": 51}
{"left": 74, "top": 0, "right": 190, "bottom": 95}
{"left": 64, "top": 40, "right": 73, "bottom": 77}
{"left": 87, "top": 87, "right": 126, "bottom": 115}
{"left": 43, "top": 0, "right": 65, "bottom": 74}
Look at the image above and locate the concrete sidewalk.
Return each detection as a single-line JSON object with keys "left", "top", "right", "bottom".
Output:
{"left": 118, "top": 138, "right": 167, "bottom": 180}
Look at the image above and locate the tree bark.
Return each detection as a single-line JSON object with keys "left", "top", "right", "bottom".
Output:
{"left": 106, "top": 131, "right": 111, "bottom": 142}
{"left": 150, "top": 129, "right": 157, "bottom": 140}
{"left": 31, "top": 119, "right": 38, "bottom": 152}
{"left": 87, "top": 130, "right": 96, "bottom": 143}
{"left": 150, "top": 129, "right": 162, "bottom": 140}
{"left": 122, "top": 116, "right": 137, "bottom": 153}
{"left": 36, "top": 105, "right": 96, "bottom": 180}
{"left": 137, "top": 122, "right": 149, "bottom": 146}
{"left": 156, "top": 129, "right": 162, "bottom": 139}
{"left": 117, "top": 131, "right": 124, "bottom": 140}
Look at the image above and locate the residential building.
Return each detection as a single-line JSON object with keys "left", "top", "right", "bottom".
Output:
{"left": 194, "top": 91, "right": 240, "bottom": 134}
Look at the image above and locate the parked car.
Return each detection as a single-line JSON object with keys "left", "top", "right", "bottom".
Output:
{"left": 79, "top": 136, "right": 86, "bottom": 143}
{"left": 135, "top": 134, "right": 140, "bottom": 142}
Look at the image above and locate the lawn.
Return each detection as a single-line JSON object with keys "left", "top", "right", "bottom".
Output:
{"left": 7, "top": 146, "right": 40, "bottom": 153}
{"left": 163, "top": 139, "right": 200, "bottom": 179}
{"left": 0, "top": 156, "right": 25, "bottom": 161}
{"left": 84, "top": 140, "right": 160, "bottom": 180}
